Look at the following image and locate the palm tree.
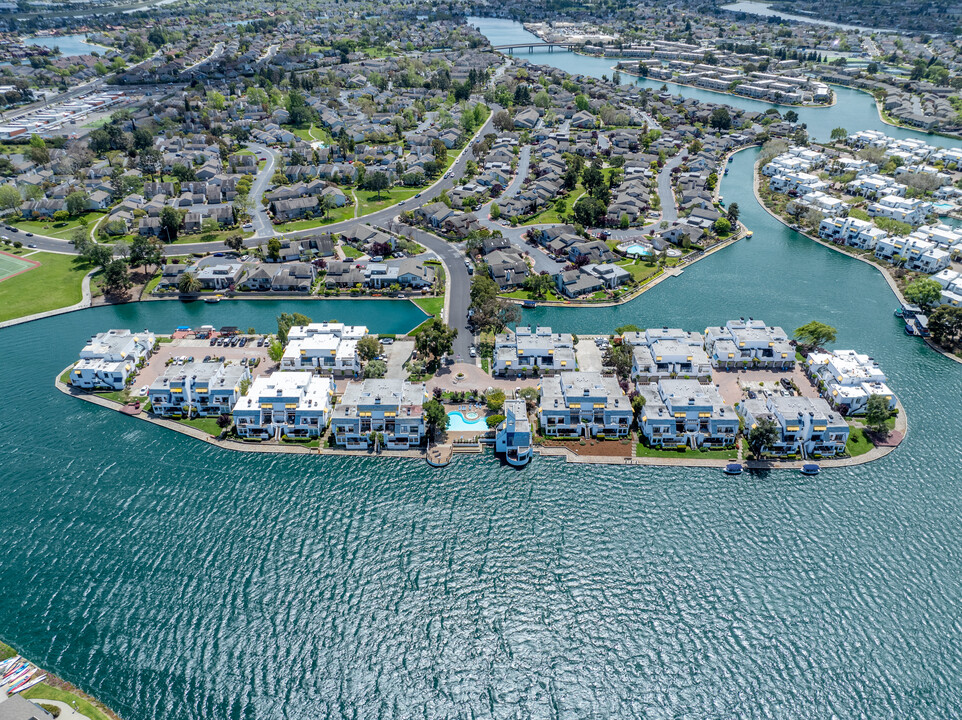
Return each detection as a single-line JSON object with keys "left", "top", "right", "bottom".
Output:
{"left": 178, "top": 271, "right": 202, "bottom": 295}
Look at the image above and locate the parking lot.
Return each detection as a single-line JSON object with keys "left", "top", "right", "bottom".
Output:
{"left": 712, "top": 365, "right": 819, "bottom": 407}
{"left": 133, "top": 337, "right": 274, "bottom": 393}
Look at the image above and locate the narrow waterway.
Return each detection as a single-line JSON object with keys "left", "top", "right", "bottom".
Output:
{"left": 0, "top": 19, "right": 959, "bottom": 720}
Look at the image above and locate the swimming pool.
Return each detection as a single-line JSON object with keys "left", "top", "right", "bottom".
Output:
{"left": 624, "top": 244, "right": 653, "bottom": 256}
{"left": 447, "top": 411, "right": 486, "bottom": 431}
{"left": 934, "top": 203, "right": 955, "bottom": 211}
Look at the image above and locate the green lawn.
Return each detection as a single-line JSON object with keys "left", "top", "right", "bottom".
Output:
{"left": 356, "top": 186, "right": 422, "bottom": 216}
{"left": 414, "top": 296, "right": 443, "bottom": 316}
{"left": 23, "top": 683, "right": 112, "bottom": 720}
{"left": 845, "top": 426, "right": 874, "bottom": 457}
{"left": 0, "top": 640, "right": 14, "bottom": 659}
{"left": 0, "top": 252, "right": 93, "bottom": 323}
{"left": 501, "top": 287, "right": 563, "bottom": 302}
{"left": 616, "top": 259, "right": 662, "bottom": 284}
{"left": 9, "top": 212, "right": 105, "bottom": 240}
{"left": 280, "top": 436, "right": 320, "bottom": 448}
{"left": 143, "top": 271, "right": 163, "bottom": 294}
{"left": 635, "top": 442, "right": 739, "bottom": 459}
{"left": 171, "top": 229, "right": 254, "bottom": 246}
{"left": 284, "top": 123, "right": 333, "bottom": 145}
{"left": 273, "top": 205, "right": 355, "bottom": 231}
{"left": 341, "top": 244, "right": 363, "bottom": 258}
{"left": 176, "top": 416, "right": 223, "bottom": 436}
{"left": 520, "top": 186, "right": 580, "bottom": 226}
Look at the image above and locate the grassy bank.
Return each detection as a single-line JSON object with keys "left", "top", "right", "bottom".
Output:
{"left": 0, "top": 252, "right": 92, "bottom": 323}
{"left": 1, "top": 640, "right": 116, "bottom": 720}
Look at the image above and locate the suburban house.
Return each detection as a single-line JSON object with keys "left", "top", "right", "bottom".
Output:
{"left": 330, "top": 379, "right": 426, "bottom": 450}
{"left": 70, "top": 329, "right": 156, "bottom": 391}
{"left": 492, "top": 326, "right": 577, "bottom": 376}
{"left": 637, "top": 379, "right": 739, "bottom": 449}
{"left": 538, "top": 371, "right": 633, "bottom": 438}
{"left": 705, "top": 318, "right": 795, "bottom": 369}
{"left": 148, "top": 360, "right": 250, "bottom": 418}
{"left": 738, "top": 395, "right": 849, "bottom": 458}
{"left": 232, "top": 372, "right": 334, "bottom": 439}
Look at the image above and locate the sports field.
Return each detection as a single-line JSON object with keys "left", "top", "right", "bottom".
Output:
{"left": 0, "top": 251, "right": 38, "bottom": 282}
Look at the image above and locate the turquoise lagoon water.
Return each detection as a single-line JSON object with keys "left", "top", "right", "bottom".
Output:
{"left": 0, "top": 18, "right": 960, "bottom": 720}
{"left": 23, "top": 34, "right": 108, "bottom": 57}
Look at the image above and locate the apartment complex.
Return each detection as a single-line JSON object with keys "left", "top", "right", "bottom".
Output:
{"left": 538, "top": 371, "right": 633, "bottom": 438}
{"left": 492, "top": 326, "right": 577, "bottom": 376}
{"left": 148, "top": 360, "right": 249, "bottom": 418}
{"left": 637, "top": 379, "right": 739, "bottom": 449}
{"left": 232, "top": 372, "right": 334, "bottom": 439}
{"left": 330, "top": 379, "right": 426, "bottom": 450}
{"left": 70, "top": 329, "right": 156, "bottom": 391}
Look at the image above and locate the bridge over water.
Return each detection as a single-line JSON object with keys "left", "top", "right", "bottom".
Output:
{"left": 491, "top": 42, "right": 578, "bottom": 53}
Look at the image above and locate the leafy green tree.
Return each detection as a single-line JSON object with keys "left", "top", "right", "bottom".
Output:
{"left": 748, "top": 417, "right": 779, "bottom": 457}
{"left": 903, "top": 277, "right": 942, "bottom": 310}
{"left": 177, "top": 271, "right": 202, "bottom": 294}
{"left": 363, "top": 171, "right": 390, "bottom": 200}
{"left": 489, "top": 202, "right": 500, "bottom": 220}
{"left": 794, "top": 321, "right": 837, "bottom": 351}
{"left": 709, "top": 107, "right": 731, "bottom": 130}
{"left": 160, "top": 205, "right": 181, "bottom": 243}
{"left": 268, "top": 340, "right": 285, "bottom": 363}
{"left": 357, "top": 335, "right": 382, "bottom": 361}
{"left": 0, "top": 185, "right": 21, "bottom": 210}
{"left": 363, "top": 359, "right": 387, "bottom": 378}
{"left": 929, "top": 305, "right": 962, "bottom": 347}
{"left": 864, "top": 394, "right": 891, "bottom": 435}
{"left": 727, "top": 202, "right": 740, "bottom": 225}
{"left": 66, "top": 191, "right": 88, "bottom": 216}
{"left": 572, "top": 195, "right": 605, "bottom": 227}
{"left": 485, "top": 389, "right": 505, "bottom": 413}
{"left": 523, "top": 273, "right": 555, "bottom": 300}
{"left": 414, "top": 319, "right": 457, "bottom": 369}
{"left": 102, "top": 258, "right": 132, "bottom": 295}
{"left": 830, "top": 127, "right": 848, "bottom": 141}
{"left": 713, "top": 217, "right": 732, "bottom": 235}
{"left": 267, "top": 237, "right": 282, "bottom": 261}
{"left": 276, "top": 312, "right": 312, "bottom": 344}
{"left": 423, "top": 398, "right": 449, "bottom": 439}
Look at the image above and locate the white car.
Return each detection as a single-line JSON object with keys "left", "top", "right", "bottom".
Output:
{"left": 242, "top": 223, "right": 253, "bottom": 229}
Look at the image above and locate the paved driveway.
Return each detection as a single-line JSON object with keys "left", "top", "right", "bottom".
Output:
{"left": 575, "top": 339, "right": 605, "bottom": 373}
{"left": 384, "top": 340, "right": 414, "bottom": 379}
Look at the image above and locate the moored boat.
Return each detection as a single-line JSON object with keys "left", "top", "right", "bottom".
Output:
{"left": 801, "top": 463, "right": 820, "bottom": 476}
{"left": 724, "top": 463, "right": 743, "bottom": 476}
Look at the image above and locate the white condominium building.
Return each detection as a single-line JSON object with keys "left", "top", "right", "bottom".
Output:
{"left": 232, "top": 372, "right": 334, "bottom": 439}
{"left": 70, "top": 328, "right": 156, "bottom": 391}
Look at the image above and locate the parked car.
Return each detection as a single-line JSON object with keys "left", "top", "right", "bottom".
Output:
{"left": 27, "top": 243, "right": 36, "bottom": 248}
{"left": 381, "top": 337, "right": 394, "bottom": 345}
{"left": 469, "top": 346, "right": 477, "bottom": 357}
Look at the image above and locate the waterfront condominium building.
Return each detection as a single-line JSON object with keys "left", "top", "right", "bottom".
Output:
{"left": 538, "top": 371, "right": 633, "bottom": 438}
{"left": 495, "top": 398, "right": 533, "bottom": 466}
{"left": 636, "top": 379, "right": 739, "bottom": 449}
{"left": 622, "top": 327, "right": 712, "bottom": 382}
{"left": 231, "top": 372, "right": 334, "bottom": 439}
{"left": 492, "top": 326, "right": 577, "bottom": 377}
{"left": 70, "top": 329, "right": 156, "bottom": 391}
{"left": 704, "top": 318, "right": 795, "bottom": 370}
{"left": 148, "top": 360, "right": 249, "bottom": 418}
{"left": 330, "top": 379, "right": 426, "bottom": 450}
{"left": 280, "top": 322, "right": 369, "bottom": 376}
{"left": 805, "top": 349, "right": 896, "bottom": 415}
{"left": 738, "top": 395, "right": 850, "bottom": 458}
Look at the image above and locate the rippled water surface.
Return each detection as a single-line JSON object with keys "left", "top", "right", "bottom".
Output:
{"left": 1, "top": 20, "right": 962, "bottom": 720}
